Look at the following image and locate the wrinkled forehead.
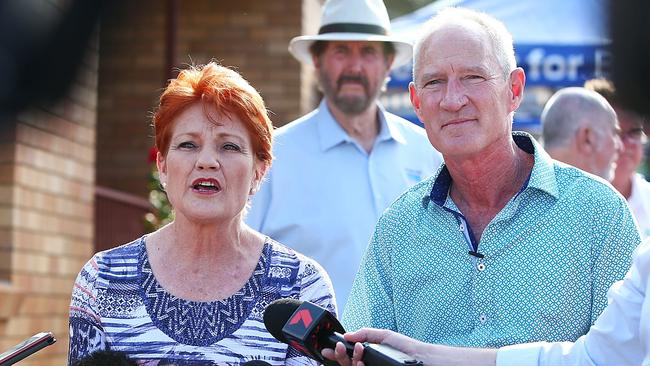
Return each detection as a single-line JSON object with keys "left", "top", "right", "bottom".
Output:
{"left": 418, "top": 21, "right": 499, "bottom": 73}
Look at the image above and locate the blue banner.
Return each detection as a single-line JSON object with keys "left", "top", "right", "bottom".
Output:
{"left": 388, "top": 44, "right": 611, "bottom": 89}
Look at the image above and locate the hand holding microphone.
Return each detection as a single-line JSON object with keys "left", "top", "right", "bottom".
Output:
{"left": 327, "top": 328, "right": 433, "bottom": 366}
{"left": 263, "top": 299, "right": 422, "bottom": 366}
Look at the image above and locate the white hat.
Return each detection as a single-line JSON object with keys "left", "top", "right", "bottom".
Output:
{"left": 288, "top": 0, "right": 412, "bottom": 70}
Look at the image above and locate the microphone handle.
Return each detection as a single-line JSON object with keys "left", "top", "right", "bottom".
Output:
{"left": 326, "top": 332, "right": 422, "bottom": 366}
{"left": 326, "top": 332, "right": 355, "bottom": 357}
{"left": 363, "top": 343, "right": 423, "bottom": 366}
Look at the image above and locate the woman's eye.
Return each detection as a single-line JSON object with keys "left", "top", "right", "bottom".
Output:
{"left": 178, "top": 141, "right": 197, "bottom": 149}
{"left": 223, "top": 143, "right": 241, "bottom": 151}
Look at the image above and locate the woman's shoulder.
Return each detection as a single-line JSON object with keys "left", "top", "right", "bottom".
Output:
{"left": 78, "top": 236, "right": 145, "bottom": 282}
{"left": 265, "top": 238, "right": 324, "bottom": 272}
{"left": 98, "top": 236, "right": 144, "bottom": 255}
{"left": 263, "top": 238, "right": 333, "bottom": 289}
{"left": 93, "top": 237, "right": 144, "bottom": 264}
{"left": 264, "top": 238, "right": 336, "bottom": 309}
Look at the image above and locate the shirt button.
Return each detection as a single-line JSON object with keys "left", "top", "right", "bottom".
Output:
{"left": 479, "top": 314, "right": 488, "bottom": 324}
{"left": 477, "top": 263, "right": 486, "bottom": 271}
{"left": 459, "top": 223, "right": 464, "bottom": 232}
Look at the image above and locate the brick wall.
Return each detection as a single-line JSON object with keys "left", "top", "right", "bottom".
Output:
{"left": 95, "top": 1, "right": 166, "bottom": 198}
{"left": 299, "top": 0, "right": 325, "bottom": 114}
{"left": 178, "top": 0, "right": 304, "bottom": 124}
{"left": 0, "top": 123, "right": 17, "bottom": 282}
{"left": 0, "top": 37, "right": 98, "bottom": 366}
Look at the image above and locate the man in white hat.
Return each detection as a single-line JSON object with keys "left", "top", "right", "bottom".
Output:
{"left": 246, "top": 0, "right": 442, "bottom": 310}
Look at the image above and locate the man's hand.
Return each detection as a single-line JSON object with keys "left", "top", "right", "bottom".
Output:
{"left": 321, "top": 340, "right": 365, "bottom": 366}
{"left": 320, "top": 327, "right": 497, "bottom": 366}
{"left": 321, "top": 328, "right": 426, "bottom": 366}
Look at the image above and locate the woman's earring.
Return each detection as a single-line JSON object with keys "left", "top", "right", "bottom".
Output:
{"left": 160, "top": 182, "right": 167, "bottom": 191}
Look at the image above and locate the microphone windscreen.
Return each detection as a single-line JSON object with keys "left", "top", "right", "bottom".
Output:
{"left": 242, "top": 360, "right": 272, "bottom": 366}
{"left": 263, "top": 298, "right": 302, "bottom": 343}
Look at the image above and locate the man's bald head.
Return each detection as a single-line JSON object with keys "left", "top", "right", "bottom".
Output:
{"left": 542, "top": 87, "right": 617, "bottom": 149}
{"left": 542, "top": 87, "right": 622, "bottom": 180}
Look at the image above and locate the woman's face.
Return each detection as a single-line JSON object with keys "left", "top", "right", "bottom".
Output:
{"left": 614, "top": 108, "right": 646, "bottom": 180}
{"left": 157, "top": 103, "right": 265, "bottom": 225}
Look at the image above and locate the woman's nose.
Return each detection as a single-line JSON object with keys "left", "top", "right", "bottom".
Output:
{"left": 195, "top": 149, "right": 220, "bottom": 170}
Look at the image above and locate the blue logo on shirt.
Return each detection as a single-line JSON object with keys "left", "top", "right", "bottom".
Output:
{"left": 406, "top": 168, "right": 423, "bottom": 184}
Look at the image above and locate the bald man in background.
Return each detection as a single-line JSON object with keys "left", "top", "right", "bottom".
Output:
{"left": 541, "top": 87, "right": 623, "bottom": 181}
{"left": 585, "top": 79, "right": 650, "bottom": 239}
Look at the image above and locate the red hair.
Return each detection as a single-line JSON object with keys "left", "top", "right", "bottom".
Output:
{"left": 153, "top": 62, "right": 273, "bottom": 166}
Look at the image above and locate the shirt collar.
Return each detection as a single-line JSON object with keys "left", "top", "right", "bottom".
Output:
{"left": 378, "top": 103, "right": 407, "bottom": 144}
{"left": 316, "top": 99, "right": 406, "bottom": 151}
{"left": 427, "top": 132, "right": 559, "bottom": 207}
{"left": 517, "top": 131, "right": 559, "bottom": 198}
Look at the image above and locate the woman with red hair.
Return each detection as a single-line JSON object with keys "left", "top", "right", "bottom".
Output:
{"left": 68, "top": 62, "right": 336, "bottom": 365}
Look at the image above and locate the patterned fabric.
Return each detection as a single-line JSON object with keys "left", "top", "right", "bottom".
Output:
{"left": 497, "top": 239, "right": 650, "bottom": 366}
{"left": 342, "top": 132, "right": 641, "bottom": 348}
{"left": 68, "top": 236, "right": 336, "bottom": 365}
{"left": 139, "top": 248, "right": 264, "bottom": 346}
{"left": 246, "top": 99, "right": 442, "bottom": 309}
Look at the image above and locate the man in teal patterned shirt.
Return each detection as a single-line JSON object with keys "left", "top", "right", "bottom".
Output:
{"left": 341, "top": 7, "right": 641, "bottom": 348}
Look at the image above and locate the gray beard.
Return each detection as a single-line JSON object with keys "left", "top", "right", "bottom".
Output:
{"left": 318, "top": 69, "right": 380, "bottom": 116}
{"left": 331, "top": 94, "right": 372, "bottom": 115}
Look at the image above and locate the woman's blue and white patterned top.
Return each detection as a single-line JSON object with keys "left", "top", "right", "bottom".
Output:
{"left": 68, "top": 236, "right": 337, "bottom": 365}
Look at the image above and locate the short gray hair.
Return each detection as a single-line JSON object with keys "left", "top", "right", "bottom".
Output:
{"left": 541, "top": 87, "right": 617, "bottom": 149}
{"left": 413, "top": 7, "right": 516, "bottom": 83}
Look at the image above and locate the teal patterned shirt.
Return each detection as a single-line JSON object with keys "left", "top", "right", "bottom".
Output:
{"left": 342, "top": 132, "right": 641, "bottom": 348}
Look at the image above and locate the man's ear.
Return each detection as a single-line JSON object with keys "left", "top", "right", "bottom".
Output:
{"left": 576, "top": 126, "right": 596, "bottom": 153}
{"left": 508, "top": 68, "right": 526, "bottom": 112}
{"left": 409, "top": 82, "right": 423, "bottom": 120}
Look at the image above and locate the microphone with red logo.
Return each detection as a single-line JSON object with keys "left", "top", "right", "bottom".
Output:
{"left": 263, "top": 299, "right": 422, "bottom": 366}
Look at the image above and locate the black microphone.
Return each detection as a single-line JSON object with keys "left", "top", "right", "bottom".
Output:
{"left": 241, "top": 360, "right": 271, "bottom": 366}
{"left": 263, "top": 299, "right": 422, "bottom": 366}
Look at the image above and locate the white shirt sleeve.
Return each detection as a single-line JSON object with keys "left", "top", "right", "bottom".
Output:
{"left": 497, "top": 240, "right": 650, "bottom": 366}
